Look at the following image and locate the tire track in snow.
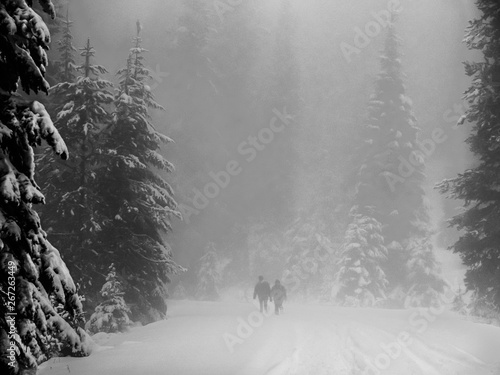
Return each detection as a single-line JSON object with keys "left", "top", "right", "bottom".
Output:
{"left": 238, "top": 305, "right": 500, "bottom": 375}
{"left": 263, "top": 320, "right": 354, "bottom": 375}
{"left": 400, "top": 336, "right": 492, "bottom": 375}
{"left": 346, "top": 321, "right": 496, "bottom": 375}
{"left": 37, "top": 301, "right": 500, "bottom": 375}
{"left": 237, "top": 315, "right": 296, "bottom": 375}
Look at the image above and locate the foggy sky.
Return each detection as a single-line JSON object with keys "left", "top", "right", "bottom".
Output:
{"left": 65, "top": 0, "right": 477, "bottom": 281}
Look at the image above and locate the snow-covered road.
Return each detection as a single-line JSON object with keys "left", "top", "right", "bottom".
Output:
{"left": 39, "top": 300, "right": 500, "bottom": 375}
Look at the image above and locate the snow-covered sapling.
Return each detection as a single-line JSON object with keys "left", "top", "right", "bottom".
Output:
{"left": 86, "top": 264, "right": 132, "bottom": 334}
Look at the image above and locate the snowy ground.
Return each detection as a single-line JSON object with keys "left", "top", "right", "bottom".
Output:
{"left": 39, "top": 299, "right": 500, "bottom": 375}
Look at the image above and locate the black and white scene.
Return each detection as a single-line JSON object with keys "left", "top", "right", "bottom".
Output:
{"left": 2, "top": 0, "right": 500, "bottom": 374}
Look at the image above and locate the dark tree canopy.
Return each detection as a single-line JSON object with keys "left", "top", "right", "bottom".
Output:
{"left": 337, "top": 19, "right": 444, "bottom": 307}
{"left": 37, "top": 37, "right": 114, "bottom": 310}
{"left": 438, "top": 0, "right": 500, "bottom": 309}
{"left": 97, "top": 24, "right": 184, "bottom": 323}
{"left": 0, "top": 2, "right": 90, "bottom": 374}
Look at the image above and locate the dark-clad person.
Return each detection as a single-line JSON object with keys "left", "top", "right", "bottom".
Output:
{"left": 270, "top": 279, "right": 287, "bottom": 315}
{"left": 253, "top": 275, "right": 271, "bottom": 313}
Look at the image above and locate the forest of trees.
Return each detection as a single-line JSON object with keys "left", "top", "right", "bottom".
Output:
{"left": 0, "top": 0, "right": 499, "bottom": 373}
{"left": 0, "top": 1, "right": 182, "bottom": 373}
{"left": 0, "top": 2, "right": 90, "bottom": 374}
{"left": 334, "top": 18, "right": 445, "bottom": 307}
{"left": 438, "top": 0, "right": 500, "bottom": 315}
{"left": 37, "top": 16, "right": 183, "bottom": 324}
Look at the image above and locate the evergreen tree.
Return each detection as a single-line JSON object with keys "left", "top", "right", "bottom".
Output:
{"left": 174, "top": 0, "right": 213, "bottom": 93}
{"left": 468, "top": 291, "right": 500, "bottom": 322}
{"left": 98, "top": 23, "right": 183, "bottom": 323}
{"left": 354, "top": 20, "right": 425, "bottom": 267}
{"left": 335, "top": 209, "right": 389, "bottom": 306}
{"left": 452, "top": 286, "right": 468, "bottom": 315}
{"left": 172, "top": 281, "right": 188, "bottom": 300}
{"left": 40, "top": 9, "right": 76, "bottom": 110}
{"left": 208, "top": 0, "right": 259, "bottom": 84}
{"left": 86, "top": 264, "right": 131, "bottom": 334}
{"left": 404, "top": 237, "right": 446, "bottom": 307}
{"left": 247, "top": 221, "right": 286, "bottom": 282}
{"left": 0, "top": 2, "right": 90, "bottom": 374}
{"left": 437, "top": 0, "right": 500, "bottom": 310}
{"left": 195, "top": 243, "right": 221, "bottom": 301}
{"left": 343, "top": 18, "right": 442, "bottom": 304}
{"left": 37, "top": 39, "right": 114, "bottom": 309}
{"left": 281, "top": 219, "right": 335, "bottom": 299}
{"left": 37, "top": 2, "right": 71, "bottom": 87}
{"left": 167, "top": 0, "right": 218, "bottom": 191}
{"left": 52, "top": 10, "right": 77, "bottom": 83}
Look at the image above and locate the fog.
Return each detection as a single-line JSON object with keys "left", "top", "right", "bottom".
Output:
{"left": 8, "top": 1, "right": 500, "bottom": 373}
{"left": 60, "top": 0, "right": 478, "bottom": 296}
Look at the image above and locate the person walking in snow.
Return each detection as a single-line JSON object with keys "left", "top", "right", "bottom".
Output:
{"left": 270, "top": 279, "right": 287, "bottom": 315}
{"left": 253, "top": 275, "right": 271, "bottom": 313}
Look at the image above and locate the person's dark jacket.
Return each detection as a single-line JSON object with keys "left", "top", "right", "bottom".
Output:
{"left": 254, "top": 280, "right": 271, "bottom": 301}
{"left": 271, "top": 284, "right": 287, "bottom": 304}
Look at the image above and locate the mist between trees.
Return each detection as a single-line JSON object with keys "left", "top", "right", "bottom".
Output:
{"left": 178, "top": 106, "right": 294, "bottom": 224}
{"left": 1, "top": 1, "right": 499, "bottom": 374}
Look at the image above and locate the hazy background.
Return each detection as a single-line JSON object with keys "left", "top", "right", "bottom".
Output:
{"left": 64, "top": 0, "right": 477, "bottom": 289}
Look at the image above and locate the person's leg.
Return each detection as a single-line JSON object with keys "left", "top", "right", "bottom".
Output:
{"left": 259, "top": 298, "right": 264, "bottom": 312}
{"left": 263, "top": 298, "right": 268, "bottom": 313}
{"left": 275, "top": 301, "right": 279, "bottom": 315}
{"left": 276, "top": 300, "right": 284, "bottom": 315}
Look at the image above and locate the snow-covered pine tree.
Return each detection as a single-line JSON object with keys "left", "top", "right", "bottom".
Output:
{"left": 52, "top": 10, "right": 77, "bottom": 83}
{"left": 174, "top": 0, "right": 213, "bottom": 93}
{"left": 208, "top": 0, "right": 259, "bottom": 83}
{"left": 39, "top": 9, "right": 76, "bottom": 112}
{"left": 247, "top": 221, "right": 286, "bottom": 282}
{"left": 33, "top": 1, "right": 68, "bottom": 87}
{"left": 437, "top": 0, "right": 500, "bottom": 310}
{"left": 0, "top": 2, "right": 90, "bottom": 374}
{"left": 356, "top": 18, "right": 425, "bottom": 274}
{"left": 404, "top": 237, "right": 446, "bottom": 307}
{"left": 37, "top": 39, "right": 114, "bottom": 309}
{"left": 343, "top": 17, "right": 442, "bottom": 304}
{"left": 468, "top": 290, "right": 500, "bottom": 324}
{"left": 86, "top": 264, "right": 131, "bottom": 334}
{"left": 195, "top": 243, "right": 222, "bottom": 301}
{"left": 281, "top": 219, "right": 335, "bottom": 300}
{"left": 452, "top": 286, "right": 468, "bottom": 316}
{"left": 172, "top": 281, "right": 188, "bottom": 300}
{"left": 97, "top": 22, "right": 183, "bottom": 324}
{"left": 334, "top": 208, "right": 389, "bottom": 306}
